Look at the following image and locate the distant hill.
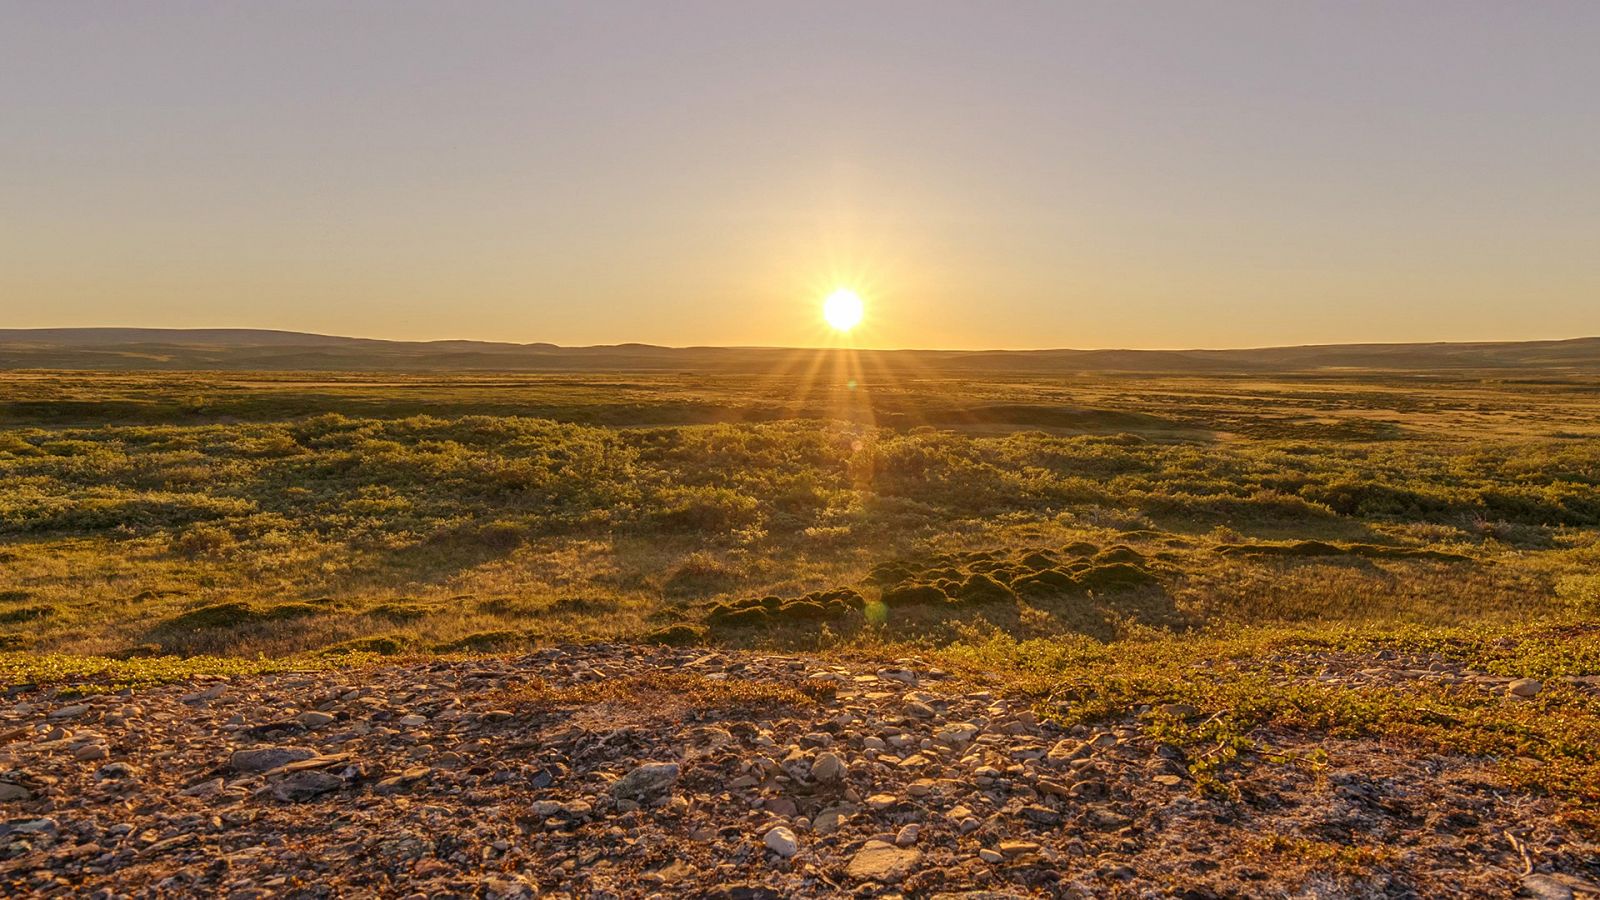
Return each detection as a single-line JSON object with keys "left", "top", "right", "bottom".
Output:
{"left": 2, "top": 328, "right": 1599, "bottom": 374}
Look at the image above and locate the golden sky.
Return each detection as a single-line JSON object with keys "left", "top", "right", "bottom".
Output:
{"left": 4, "top": 2, "right": 1598, "bottom": 349}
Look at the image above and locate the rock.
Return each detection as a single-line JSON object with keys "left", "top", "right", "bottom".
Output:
{"left": 374, "top": 767, "right": 430, "bottom": 794}
{"left": 0, "top": 644, "right": 1570, "bottom": 895}
{"left": 703, "top": 887, "right": 784, "bottom": 900}
{"left": 1086, "top": 807, "right": 1132, "bottom": 829}
{"left": 396, "top": 714, "right": 427, "bottom": 727}
{"left": 95, "top": 762, "right": 136, "bottom": 780}
{"left": 936, "top": 723, "right": 980, "bottom": 745}
{"left": 999, "top": 840, "right": 1041, "bottom": 857}
{"left": 1020, "top": 805, "right": 1061, "bottom": 826}
{"left": 611, "top": 762, "right": 679, "bottom": 801}
{"left": 271, "top": 769, "right": 342, "bottom": 802}
{"left": 230, "top": 746, "right": 317, "bottom": 772}
{"left": 1045, "top": 740, "right": 1081, "bottom": 764}
{"left": 8, "top": 817, "right": 57, "bottom": 835}
{"left": 181, "top": 778, "right": 225, "bottom": 799}
{"left": 48, "top": 704, "right": 89, "bottom": 720}
{"left": 181, "top": 684, "right": 226, "bottom": 703}
{"left": 73, "top": 743, "right": 108, "bottom": 761}
{"left": 1523, "top": 875, "right": 1575, "bottom": 900}
{"left": 763, "top": 825, "right": 799, "bottom": 858}
{"left": 811, "top": 752, "right": 847, "bottom": 783}
{"left": 482, "top": 874, "right": 540, "bottom": 899}
{"left": 1508, "top": 678, "right": 1543, "bottom": 699}
{"left": 798, "top": 732, "right": 834, "bottom": 748}
{"left": 814, "top": 810, "right": 849, "bottom": 835}
{"left": 846, "top": 840, "right": 921, "bottom": 883}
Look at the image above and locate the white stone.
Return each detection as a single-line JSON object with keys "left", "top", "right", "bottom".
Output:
{"left": 764, "top": 825, "right": 799, "bottom": 858}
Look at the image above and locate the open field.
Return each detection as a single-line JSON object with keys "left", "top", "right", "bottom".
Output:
{"left": 5, "top": 364, "right": 1600, "bottom": 895}
{"left": 4, "top": 367, "right": 1600, "bottom": 659}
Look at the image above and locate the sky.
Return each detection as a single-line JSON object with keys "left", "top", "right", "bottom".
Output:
{"left": 3, "top": 2, "right": 1598, "bottom": 350}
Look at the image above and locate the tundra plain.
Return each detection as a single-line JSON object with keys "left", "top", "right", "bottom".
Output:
{"left": 3, "top": 365, "right": 1600, "bottom": 896}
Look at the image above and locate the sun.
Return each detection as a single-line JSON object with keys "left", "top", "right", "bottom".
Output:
{"left": 822, "top": 288, "right": 864, "bottom": 332}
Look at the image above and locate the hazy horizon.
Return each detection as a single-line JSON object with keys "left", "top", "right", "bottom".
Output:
{"left": 6, "top": 2, "right": 1599, "bottom": 350}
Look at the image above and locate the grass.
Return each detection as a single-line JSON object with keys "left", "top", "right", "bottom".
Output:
{"left": 3, "top": 370, "right": 1597, "bottom": 657}
{"left": 0, "top": 649, "right": 353, "bottom": 692}
{"left": 937, "top": 621, "right": 1600, "bottom": 811}
{"left": 4, "top": 368, "right": 1600, "bottom": 808}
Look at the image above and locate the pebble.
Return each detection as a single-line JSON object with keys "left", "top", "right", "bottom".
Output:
{"left": 1508, "top": 678, "right": 1543, "bottom": 699}
{"left": 181, "top": 684, "right": 226, "bottom": 703}
{"left": 271, "top": 769, "right": 342, "bottom": 803}
{"left": 230, "top": 746, "right": 316, "bottom": 772}
{"left": 846, "top": 840, "right": 922, "bottom": 883}
{"left": 611, "top": 762, "right": 679, "bottom": 801}
{"left": 0, "top": 642, "right": 1577, "bottom": 897}
{"left": 810, "top": 751, "right": 847, "bottom": 783}
{"left": 763, "top": 825, "right": 799, "bottom": 858}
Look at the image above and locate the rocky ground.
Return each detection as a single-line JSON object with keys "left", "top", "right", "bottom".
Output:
{"left": 2, "top": 645, "right": 1598, "bottom": 898}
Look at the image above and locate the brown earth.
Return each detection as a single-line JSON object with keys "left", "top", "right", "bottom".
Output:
{"left": 2, "top": 646, "right": 1597, "bottom": 898}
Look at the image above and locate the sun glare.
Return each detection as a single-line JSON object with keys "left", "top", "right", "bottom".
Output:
{"left": 823, "top": 289, "right": 864, "bottom": 332}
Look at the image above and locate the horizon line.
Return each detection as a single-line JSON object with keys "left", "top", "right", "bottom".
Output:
{"left": 4, "top": 325, "right": 1599, "bottom": 356}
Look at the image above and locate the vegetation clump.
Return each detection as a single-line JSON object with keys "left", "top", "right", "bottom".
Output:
{"left": 160, "top": 601, "right": 321, "bottom": 631}
{"left": 1215, "top": 540, "right": 1473, "bottom": 562}
{"left": 641, "top": 623, "right": 706, "bottom": 646}
{"left": 707, "top": 588, "right": 866, "bottom": 628}
{"left": 433, "top": 630, "right": 524, "bottom": 653}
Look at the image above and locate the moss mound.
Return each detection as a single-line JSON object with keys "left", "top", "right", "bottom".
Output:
{"left": 1012, "top": 568, "right": 1080, "bottom": 594}
{"left": 777, "top": 600, "right": 829, "bottom": 620}
{"left": 1019, "top": 551, "right": 1058, "bottom": 570}
{"left": 642, "top": 623, "right": 707, "bottom": 646}
{"left": 1093, "top": 545, "right": 1146, "bottom": 565}
{"left": 1215, "top": 541, "right": 1472, "bottom": 562}
{"left": 433, "top": 630, "right": 523, "bottom": 652}
{"left": 162, "top": 601, "right": 321, "bottom": 631}
{"left": 710, "top": 607, "right": 770, "bottom": 627}
{"left": 881, "top": 584, "right": 949, "bottom": 607}
{"left": 365, "top": 602, "right": 432, "bottom": 622}
{"left": 953, "top": 573, "right": 1016, "bottom": 604}
{"left": 322, "top": 634, "right": 410, "bottom": 655}
{"left": 1076, "top": 562, "right": 1158, "bottom": 591}
{"left": 706, "top": 587, "right": 866, "bottom": 628}
{"left": 0, "top": 605, "right": 53, "bottom": 625}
